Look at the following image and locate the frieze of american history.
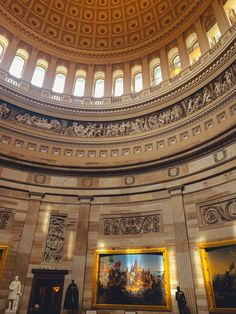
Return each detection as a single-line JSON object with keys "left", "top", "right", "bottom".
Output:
{"left": 0, "top": 65, "right": 235, "bottom": 138}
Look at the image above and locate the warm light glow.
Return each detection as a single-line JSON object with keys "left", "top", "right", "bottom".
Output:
{"left": 67, "top": 231, "right": 75, "bottom": 259}
{"left": 42, "top": 210, "right": 50, "bottom": 234}
{"left": 52, "top": 286, "right": 60, "bottom": 293}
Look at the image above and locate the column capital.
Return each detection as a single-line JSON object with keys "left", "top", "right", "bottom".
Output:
{"left": 28, "top": 191, "right": 45, "bottom": 200}
{"left": 168, "top": 185, "right": 184, "bottom": 196}
{"left": 78, "top": 196, "right": 93, "bottom": 204}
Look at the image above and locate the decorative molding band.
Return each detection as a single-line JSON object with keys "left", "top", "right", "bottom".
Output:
{"left": 43, "top": 213, "right": 67, "bottom": 263}
{"left": 199, "top": 196, "right": 236, "bottom": 227}
{"left": 0, "top": 64, "right": 235, "bottom": 139}
{"left": 102, "top": 213, "right": 160, "bottom": 235}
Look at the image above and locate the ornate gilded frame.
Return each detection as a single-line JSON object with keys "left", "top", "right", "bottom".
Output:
{"left": 199, "top": 239, "right": 236, "bottom": 313}
{"left": 0, "top": 244, "right": 9, "bottom": 278}
{"left": 92, "top": 248, "right": 171, "bottom": 311}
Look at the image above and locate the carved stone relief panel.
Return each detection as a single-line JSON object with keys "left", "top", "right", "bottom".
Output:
{"left": 0, "top": 209, "right": 12, "bottom": 229}
{"left": 102, "top": 212, "right": 161, "bottom": 236}
{"left": 43, "top": 214, "right": 67, "bottom": 263}
{"left": 198, "top": 195, "right": 236, "bottom": 228}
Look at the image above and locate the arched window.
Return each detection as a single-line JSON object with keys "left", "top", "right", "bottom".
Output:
{"left": 153, "top": 65, "right": 162, "bottom": 85}
{"left": 112, "top": 69, "right": 124, "bottom": 97}
{"left": 168, "top": 47, "right": 181, "bottom": 77}
{"left": 94, "top": 79, "right": 105, "bottom": 98}
{"left": 52, "top": 66, "right": 67, "bottom": 93}
{"left": 203, "top": 9, "right": 221, "bottom": 48}
{"left": 131, "top": 65, "right": 143, "bottom": 92}
{"left": 74, "top": 77, "right": 86, "bottom": 97}
{"left": 223, "top": 0, "right": 236, "bottom": 25}
{"left": 0, "top": 34, "right": 9, "bottom": 62}
{"left": 186, "top": 32, "right": 201, "bottom": 64}
{"left": 93, "top": 71, "right": 105, "bottom": 98}
{"left": 134, "top": 72, "right": 143, "bottom": 92}
{"left": 150, "top": 58, "right": 162, "bottom": 86}
{"left": 31, "top": 59, "right": 48, "bottom": 88}
{"left": 9, "top": 48, "right": 28, "bottom": 78}
{"left": 73, "top": 70, "right": 86, "bottom": 97}
{"left": 114, "top": 77, "right": 124, "bottom": 96}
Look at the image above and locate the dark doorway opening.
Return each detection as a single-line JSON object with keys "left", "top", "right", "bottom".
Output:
{"left": 27, "top": 269, "right": 68, "bottom": 314}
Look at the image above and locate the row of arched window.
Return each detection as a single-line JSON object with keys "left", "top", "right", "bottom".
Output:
{"left": 0, "top": 0, "right": 235, "bottom": 98}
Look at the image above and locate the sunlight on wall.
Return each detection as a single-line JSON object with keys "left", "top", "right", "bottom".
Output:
{"left": 67, "top": 231, "right": 75, "bottom": 259}
{"left": 42, "top": 209, "right": 50, "bottom": 234}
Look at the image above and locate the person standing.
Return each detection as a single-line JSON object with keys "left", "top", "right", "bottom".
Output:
{"left": 175, "top": 286, "right": 187, "bottom": 314}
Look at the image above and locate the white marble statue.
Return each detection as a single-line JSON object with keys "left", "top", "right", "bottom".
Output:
{"left": 7, "top": 276, "right": 21, "bottom": 312}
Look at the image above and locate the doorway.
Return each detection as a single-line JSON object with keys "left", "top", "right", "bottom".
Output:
{"left": 27, "top": 269, "right": 68, "bottom": 314}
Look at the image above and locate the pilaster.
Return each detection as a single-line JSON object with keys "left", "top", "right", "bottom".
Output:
{"left": 1, "top": 36, "right": 20, "bottom": 72}
{"left": 177, "top": 35, "right": 190, "bottom": 70}
{"left": 123, "top": 61, "right": 131, "bottom": 94}
{"left": 211, "top": 0, "right": 230, "bottom": 35}
{"left": 169, "top": 186, "right": 197, "bottom": 314}
{"left": 194, "top": 19, "right": 210, "bottom": 55}
{"left": 160, "top": 46, "right": 169, "bottom": 81}
{"left": 142, "top": 55, "right": 150, "bottom": 90}
{"left": 73, "top": 196, "right": 93, "bottom": 311}
{"left": 84, "top": 64, "right": 94, "bottom": 97}
{"left": 42, "top": 56, "right": 57, "bottom": 90}
{"left": 21, "top": 48, "right": 39, "bottom": 83}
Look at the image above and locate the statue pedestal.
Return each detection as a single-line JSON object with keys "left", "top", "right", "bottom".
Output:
{"left": 5, "top": 310, "right": 16, "bottom": 314}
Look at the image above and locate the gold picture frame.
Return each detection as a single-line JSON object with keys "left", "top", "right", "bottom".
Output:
{"left": 0, "top": 244, "right": 9, "bottom": 278}
{"left": 92, "top": 248, "right": 171, "bottom": 311}
{"left": 199, "top": 239, "right": 236, "bottom": 313}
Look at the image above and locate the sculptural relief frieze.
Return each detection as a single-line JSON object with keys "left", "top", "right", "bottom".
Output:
{"left": 43, "top": 214, "right": 67, "bottom": 263}
{"left": 200, "top": 197, "right": 236, "bottom": 227}
{"left": 102, "top": 214, "right": 160, "bottom": 235}
{"left": 0, "top": 65, "right": 235, "bottom": 139}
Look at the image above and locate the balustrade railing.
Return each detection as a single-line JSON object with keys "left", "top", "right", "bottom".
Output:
{"left": 0, "top": 25, "right": 235, "bottom": 110}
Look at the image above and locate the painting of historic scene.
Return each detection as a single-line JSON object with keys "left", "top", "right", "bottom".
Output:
{"left": 0, "top": 245, "right": 9, "bottom": 277}
{"left": 93, "top": 248, "right": 171, "bottom": 311}
{"left": 200, "top": 241, "right": 236, "bottom": 312}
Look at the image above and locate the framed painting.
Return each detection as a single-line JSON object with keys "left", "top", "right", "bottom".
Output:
{"left": 0, "top": 244, "right": 9, "bottom": 277}
{"left": 92, "top": 248, "right": 171, "bottom": 311}
{"left": 199, "top": 239, "right": 236, "bottom": 313}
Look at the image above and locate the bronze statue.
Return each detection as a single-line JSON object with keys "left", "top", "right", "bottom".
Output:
{"left": 175, "top": 286, "right": 187, "bottom": 314}
{"left": 63, "top": 280, "right": 79, "bottom": 314}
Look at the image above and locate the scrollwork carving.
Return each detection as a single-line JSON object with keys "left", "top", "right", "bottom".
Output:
{"left": 103, "top": 214, "right": 160, "bottom": 235}
{"left": 200, "top": 198, "right": 236, "bottom": 226}
{"left": 43, "top": 214, "right": 67, "bottom": 263}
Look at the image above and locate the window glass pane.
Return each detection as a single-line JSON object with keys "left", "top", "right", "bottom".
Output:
{"left": 114, "top": 77, "right": 123, "bottom": 96}
{"left": 94, "top": 79, "right": 104, "bottom": 98}
{"left": 74, "top": 77, "right": 85, "bottom": 97}
{"left": 173, "top": 55, "right": 181, "bottom": 68}
{"left": 31, "top": 66, "right": 46, "bottom": 87}
{"left": 134, "top": 73, "right": 143, "bottom": 92}
{"left": 52, "top": 73, "right": 66, "bottom": 93}
{"left": 153, "top": 66, "right": 162, "bottom": 85}
{"left": 9, "top": 55, "right": 25, "bottom": 78}
{"left": 0, "top": 44, "right": 4, "bottom": 61}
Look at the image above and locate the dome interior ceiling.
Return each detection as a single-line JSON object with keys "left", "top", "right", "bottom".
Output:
{"left": 1, "top": 0, "right": 207, "bottom": 56}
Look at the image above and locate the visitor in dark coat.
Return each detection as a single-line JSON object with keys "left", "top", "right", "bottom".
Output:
{"left": 63, "top": 280, "right": 79, "bottom": 313}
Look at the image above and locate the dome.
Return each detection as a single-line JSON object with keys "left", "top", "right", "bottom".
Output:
{"left": 0, "top": 1, "right": 235, "bottom": 314}
{"left": 1, "top": 0, "right": 211, "bottom": 61}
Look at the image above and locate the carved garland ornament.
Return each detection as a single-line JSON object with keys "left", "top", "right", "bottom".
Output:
{"left": 43, "top": 214, "right": 67, "bottom": 263}
{"left": 0, "top": 65, "right": 235, "bottom": 138}
{"left": 0, "top": 210, "right": 11, "bottom": 229}
{"left": 201, "top": 198, "right": 236, "bottom": 226}
{"left": 103, "top": 214, "right": 160, "bottom": 235}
